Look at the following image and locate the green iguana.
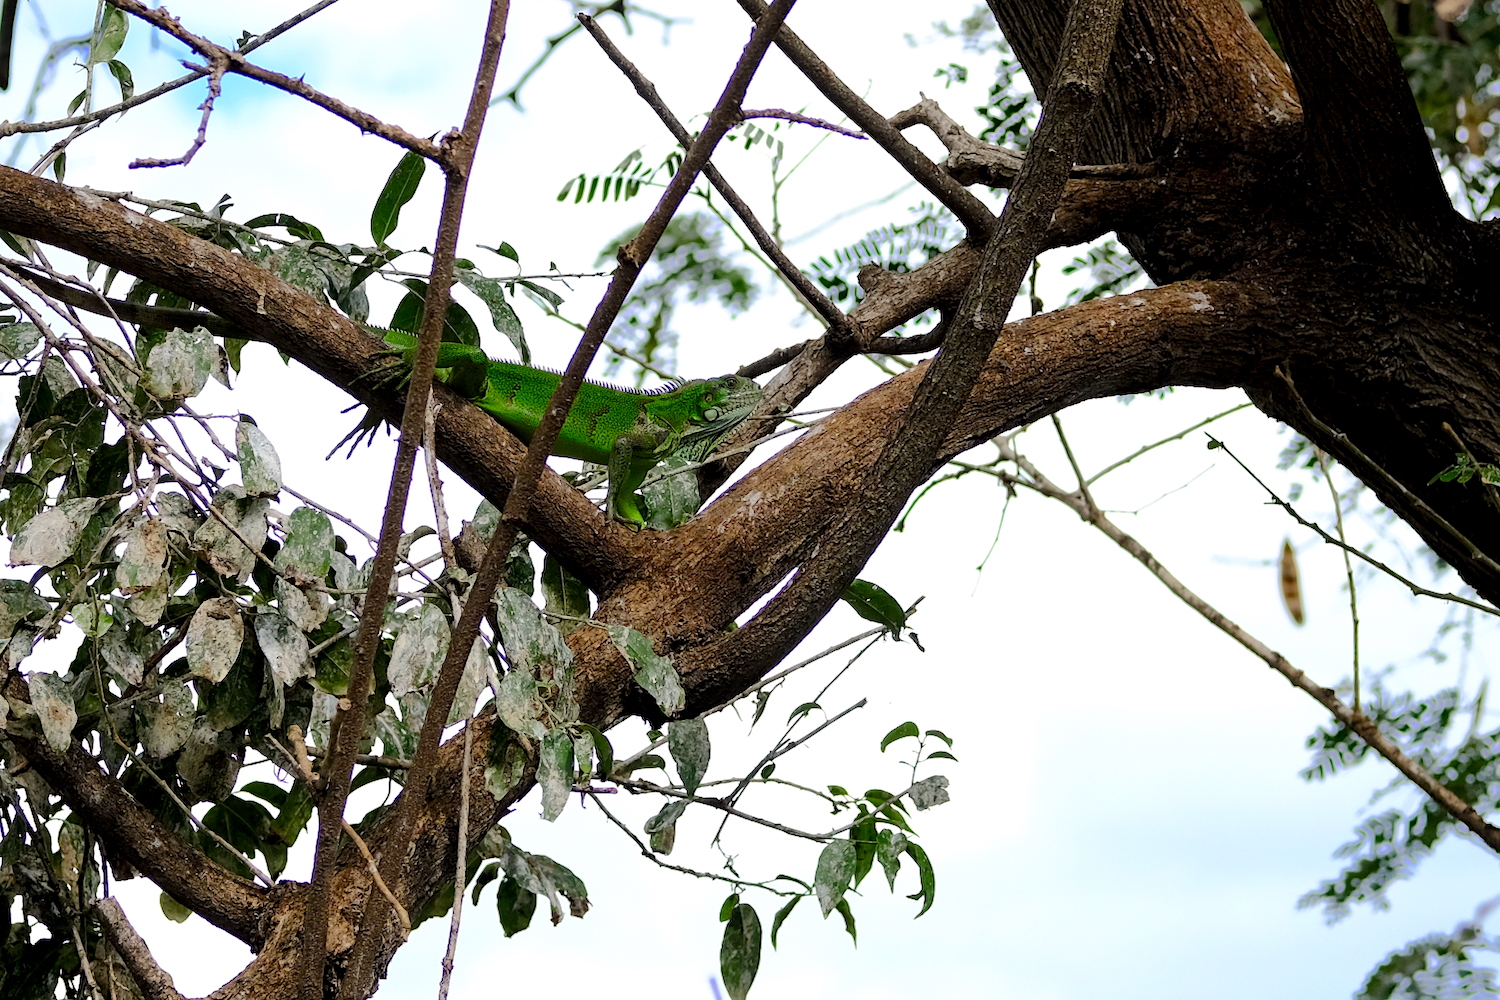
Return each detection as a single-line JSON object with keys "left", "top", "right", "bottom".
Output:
{"left": 361, "top": 327, "right": 762, "bottom": 528}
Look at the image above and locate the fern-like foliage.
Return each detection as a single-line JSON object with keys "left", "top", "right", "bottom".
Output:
{"left": 1302, "top": 683, "right": 1462, "bottom": 783}
{"left": 557, "top": 148, "right": 683, "bottom": 205}
{"left": 1300, "top": 727, "right": 1500, "bottom": 922}
{"left": 807, "top": 202, "right": 964, "bottom": 315}
{"left": 1357, "top": 929, "right": 1500, "bottom": 1000}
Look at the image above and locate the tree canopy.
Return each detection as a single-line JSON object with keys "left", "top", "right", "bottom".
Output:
{"left": 3, "top": 1, "right": 1500, "bottom": 998}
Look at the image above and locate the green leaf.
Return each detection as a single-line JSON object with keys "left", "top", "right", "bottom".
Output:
{"left": 236, "top": 418, "right": 283, "bottom": 496}
{"left": 851, "top": 813, "right": 877, "bottom": 888}
{"left": 840, "top": 578, "right": 906, "bottom": 636}
{"left": 667, "top": 718, "right": 710, "bottom": 796}
{"left": 642, "top": 454, "right": 702, "bottom": 530}
{"left": 540, "top": 553, "right": 589, "bottom": 633}
{"left": 92, "top": 7, "right": 129, "bottom": 64}
{"left": 186, "top": 597, "right": 245, "bottom": 683}
{"left": 159, "top": 893, "right": 191, "bottom": 923}
{"left": 880, "top": 721, "right": 919, "bottom": 751}
{"left": 538, "top": 727, "right": 574, "bottom": 821}
{"left": 143, "top": 326, "right": 214, "bottom": 401}
{"left": 480, "top": 241, "right": 520, "bottom": 263}
{"left": 106, "top": 59, "right": 135, "bottom": 101}
{"left": 769, "top": 894, "right": 800, "bottom": 948}
{"left": 608, "top": 624, "right": 683, "bottom": 715}
{"left": 788, "top": 701, "right": 820, "bottom": 724}
{"left": 904, "top": 842, "right": 936, "bottom": 916}
{"left": 496, "top": 877, "right": 538, "bottom": 937}
{"left": 29, "top": 672, "right": 76, "bottom": 753}
{"left": 455, "top": 268, "right": 529, "bottom": 363}
{"left": 371, "top": 148, "right": 427, "bottom": 246}
{"left": 814, "top": 841, "right": 855, "bottom": 917}
{"left": 576, "top": 723, "right": 613, "bottom": 779}
{"left": 470, "top": 860, "right": 501, "bottom": 905}
{"left": 719, "top": 892, "right": 741, "bottom": 922}
{"left": 275, "top": 508, "right": 334, "bottom": 586}
{"left": 924, "top": 729, "right": 953, "bottom": 747}
{"left": 644, "top": 799, "right": 687, "bottom": 855}
{"left": 876, "top": 829, "right": 907, "bottom": 890}
{"left": 720, "top": 903, "right": 762, "bottom": 1000}
{"left": 833, "top": 898, "right": 857, "bottom": 945}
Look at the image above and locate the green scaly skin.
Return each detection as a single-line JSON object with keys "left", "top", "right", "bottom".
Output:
{"left": 368, "top": 327, "right": 762, "bottom": 528}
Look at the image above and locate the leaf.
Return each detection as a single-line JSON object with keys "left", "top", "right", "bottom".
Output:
{"left": 540, "top": 553, "right": 589, "bottom": 635}
{"left": 194, "top": 487, "right": 269, "bottom": 581}
{"left": 495, "top": 666, "right": 540, "bottom": 735}
{"left": 0, "top": 581, "right": 48, "bottom": 642}
{"left": 576, "top": 723, "right": 613, "bottom": 779}
{"left": 254, "top": 611, "right": 312, "bottom": 690}
{"left": 275, "top": 508, "right": 334, "bottom": 586}
{"left": 909, "top": 775, "right": 950, "bottom": 811}
{"left": 455, "top": 268, "right": 529, "bottom": 362}
{"left": 115, "top": 517, "right": 167, "bottom": 593}
{"left": 501, "top": 844, "right": 590, "bottom": 924}
{"left": 833, "top": 898, "right": 857, "bottom": 945}
{"left": 840, "top": 578, "right": 906, "bottom": 636}
{"left": 642, "top": 454, "right": 702, "bottom": 530}
{"left": 880, "top": 721, "right": 919, "bottom": 751}
{"left": 484, "top": 739, "right": 530, "bottom": 802}
{"left": 137, "top": 679, "right": 195, "bottom": 759}
{"left": 106, "top": 59, "right": 135, "bottom": 101}
{"left": 644, "top": 799, "right": 688, "bottom": 855}
{"left": 769, "top": 895, "right": 800, "bottom": 949}
{"left": 720, "top": 903, "right": 762, "bottom": 1000}
{"left": 143, "top": 326, "right": 214, "bottom": 401}
{"left": 387, "top": 603, "right": 450, "bottom": 697}
{"left": 877, "top": 829, "right": 908, "bottom": 890}
{"left": 668, "top": 717, "right": 710, "bottom": 796}
{"left": 496, "top": 877, "right": 537, "bottom": 937}
{"left": 851, "top": 813, "right": 877, "bottom": 888}
{"left": 371, "top": 148, "right": 427, "bottom": 246}
{"left": 9, "top": 498, "right": 97, "bottom": 567}
{"left": 186, "top": 597, "right": 245, "bottom": 683}
{"left": 493, "top": 589, "right": 575, "bottom": 721}
{"left": 608, "top": 623, "right": 683, "bottom": 715}
{"left": 814, "top": 840, "right": 856, "bottom": 918}
{"left": 538, "top": 727, "right": 574, "bottom": 821}
{"left": 0, "top": 321, "right": 40, "bottom": 362}
{"left": 236, "top": 419, "right": 283, "bottom": 496}
{"left": 924, "top": 729, "right": 953, "bottom": 747}
{"left": 91, "top": 7, "right": 129, "bottom": 64}
{"left": 904, "top": 842, "right": 936, "bottom": 916}
{"left": 719, "top": 892, "right": 741, "bottom": 922}
{"left": 159, "top": 893, "right": 191, "bottom": 923}
{"left": 177, "top": 719, "right": 241, "bottom": 803}
{"left": 28, "top": 672, "right": 76, "bottom": 753}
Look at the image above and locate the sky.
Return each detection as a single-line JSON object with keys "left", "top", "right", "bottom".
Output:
{"left": 4, "top": 2, "right": 1499, "bottom": 999}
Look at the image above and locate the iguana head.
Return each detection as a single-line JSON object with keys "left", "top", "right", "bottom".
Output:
{"left": 674, "top": 374, "right": 762, "bottom": 462}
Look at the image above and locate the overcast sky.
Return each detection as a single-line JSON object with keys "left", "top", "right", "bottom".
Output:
{"left": 5, "top": 3, "right": 1499, "bottom": 998}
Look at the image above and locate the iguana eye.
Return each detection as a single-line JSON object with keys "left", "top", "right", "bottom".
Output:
{"left": 703, "top": 407, "right": 720, "bottom": 421}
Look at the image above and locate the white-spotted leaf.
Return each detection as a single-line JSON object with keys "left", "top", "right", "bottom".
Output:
{"left": 186, "top": 597, "right": 244, "bottom": 683}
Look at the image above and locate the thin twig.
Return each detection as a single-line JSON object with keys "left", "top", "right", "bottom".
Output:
{"left": 740, "top": 107, "right": 866, "bottom": 138}
{"left": 105, "top": 0, "right": 442, "bottom": 161}
{"left": 1212, "top": 438, "right": 1498, "bottom": 617}
{"left": 578, "top": 13, "right": 848, "bottom": 335}
{"left": 128, "top": 52, "right": 226, "bottom": 169}
{"left": 1275, "top": 366, "right": 1500, "bottom": 580}
{"left": 994, "top": 436, "right": 1500, "bottom": 857}
{"left": 437, "top": 720, "right": 474, "bottom": 1000}
{"left": 1086, "top": 402, "right": 1252, "bottom": 485}
{"left": 1319, "top": 450, "right": 1361, "bottom": 710}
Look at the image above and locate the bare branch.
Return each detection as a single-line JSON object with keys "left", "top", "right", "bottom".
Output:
{"left": 95, "top": 899, "right": 185, "bottom": 1000}
{"left": 740, "top": 107, "right": 865, "bottom": 138}
{"left": 104, "top": 0, "right": 442, "bottom": 161}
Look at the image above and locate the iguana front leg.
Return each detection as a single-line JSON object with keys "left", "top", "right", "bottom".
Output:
{"left": 606, "top": 418, "right": 676, "bottom": 529}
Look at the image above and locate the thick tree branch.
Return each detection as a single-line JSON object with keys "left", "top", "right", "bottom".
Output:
{"left": 2, "top": 678, "right": 269, "bottom": 947}
{"left": 1263, "top": 0, "right": 1459, "bottom": 260}
{"left": 95, "top": 898, "right": 185, "bottom": 1000}
{"left": 0, "top": 166, "right": 641, "bottom": 593}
